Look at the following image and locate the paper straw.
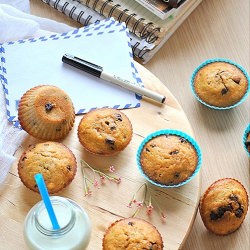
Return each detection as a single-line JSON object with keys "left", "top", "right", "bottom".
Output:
{"left": 34, "top": 173, "right": 60, "bottom": 230}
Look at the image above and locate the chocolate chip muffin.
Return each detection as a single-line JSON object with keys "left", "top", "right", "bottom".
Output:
{"left": 139, "top": 132, "right": 200, "bottom": 187}
{"left": 77, "top": 108, "right": 133, "bottom": 156}
{"left": 193, "top": 61, "right": 249, "bottom": 108}
{"left": 199, "top": 178, "right": 249, "bottom": 235}
{"left": 245, "top": 132, "right": 250, "bottom": 154}
{"left": 102, "top": 218, "right": 163, "bottom": 250}
{"left": 18, "top": 141, "right": 77, "bottom": 194}
{"left": 18, "top": 85, "right": 75, "bottom": 140}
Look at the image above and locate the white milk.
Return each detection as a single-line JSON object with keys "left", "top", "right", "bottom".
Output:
{"left": 24, "top": 196, "right": 91, "bottom": 250}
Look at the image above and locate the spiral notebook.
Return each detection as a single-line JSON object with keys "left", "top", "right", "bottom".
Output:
{"left": 0, "top": 18, "right": 142, "bottom": 128}
{"left": 41, "top": 0, "right": 202, "bottom": 63}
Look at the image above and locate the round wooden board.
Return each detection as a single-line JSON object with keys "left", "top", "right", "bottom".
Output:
{"left": 0, "top": 63, "right": 200, "bottom": 250}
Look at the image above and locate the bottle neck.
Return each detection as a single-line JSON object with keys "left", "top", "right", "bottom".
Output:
{"left": 34, "top": 196, "right": 76, "bottom": 237}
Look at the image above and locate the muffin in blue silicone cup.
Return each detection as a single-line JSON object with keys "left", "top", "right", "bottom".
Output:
{"left": 243, "top": 124, "right": 250, "bottom": 157}
{"left": 191, "top": 58, "right": 250, "bottom": 109}
{"left": 137, "top": 129, "right": 202, "bottom": 188}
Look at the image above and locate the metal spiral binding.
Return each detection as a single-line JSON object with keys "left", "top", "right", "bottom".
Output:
{"left": 54, "top": 0, "right": 60, "bottom": 9}
{"left": 77, "top": 10, "right": 85, "bottom": 22}
{"left": 117, "top": 8, "right": 129, "bottom": 22}
{"left": 62, "top": 2, "right": 69, "bottom": 14}
{"left": 98, "top": 0, "right": 160, "bottom": 44}
{"left": 108, "top": 3, "right": 121, "bottom": 18}
{"left": 92, "top": 0, "right": 100, "bottom": 11}
{"left": 42, "top": 0, "right": 154, "bottom": 61}
{"left": 69, "top": 6, "right": 77, "bottom": 18}
{"left": 100, "top": 0, "right": 112, "bottom": 15}
{"left": 125, "top": 13, "right": 137, "bottom": 27}
{"left": 132, "top": 42, "right": 150, "bottom": 60}
{"left": 132, "top": 17, "right": 145, "bottom": 34}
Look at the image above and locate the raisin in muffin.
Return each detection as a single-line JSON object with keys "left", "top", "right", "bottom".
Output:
{"left": 18, "top": 141, "right": 77, "bottom": 194}
{"left": 18, "top": 85, "right": 75, "bottom": 140}
{"left": 193, "top": 60, "right": 249, "bottom": 108}
{"left": 138, "top": 131, "right": 201, "bottom": 187}
{"left": 77, "top": 108, "right": 133, "bottom": 156}
{"left": 102, "top": 218, "right": 163, "bottom": 250}
{"left": 199, "top": 178, "right": 249, "bottom": 235}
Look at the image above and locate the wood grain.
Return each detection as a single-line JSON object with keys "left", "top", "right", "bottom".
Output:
{"left": 145, "top": 0, "right": 250, "bottom": 250}
{"left": 0, "top": 59, "right": 200, "bottom": 250}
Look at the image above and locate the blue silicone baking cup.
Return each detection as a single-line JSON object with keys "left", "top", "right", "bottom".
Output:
{"left": 136, "top": 129, "right": 202, "bottom": 188}
{"left": 243, "top": 123, "right": 250, "bottom": 157}
{"left": 190, "top": 58, "right": 250, "bottom": 110}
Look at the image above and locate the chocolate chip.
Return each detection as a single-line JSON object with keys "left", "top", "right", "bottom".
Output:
{"left": 210, "top": 205, "right": 233, "bottom": 221}
{"left": 210, "top": 211, "right": 218, "bottom": 221}
{"left": 115, "top": 113, "right": 122, "bottom": 121}
{"left": 105, "top": 138, "right": 115, "bottom": 145}
{"left": 45, "top": 103, "right": 54, "bottom": 112}
{"left": 67, "top": 166, "right": 72, "bottom": 171}
{"left": 128, "top": 221, "right": 134, "bottom": 226}
{"left": 174, "top": 173, "right": 180, "bottom": 178}
{"left": 43, "top": 166, "right": 49, "bottom": 170}
{"left": 235, "top": 208, "right": 244, "bottom": 218}
{"left": 146, "top": 148, "right": 150, "bottom": 152}
{"left": 56, "top": 127, "right": 62, "bottom": 132}
{"left": 150, "top": 144, "right": 156, "bottom": 148}
{"left": 105, "top": 121, "right": 110, "bottom": 125}
{"left": 22, "top": 156, "right": 27, "bottom": 161}
{"left": 232, "top": 76, "right": 241, "bottom": 84}
{"left": 110, "top": 126, "right": 116, "bottom": 130}
{"left": 229, "top": 194, "right": 239, "bottom": 201}
{"left": 180, "top": 137, "right": 187, "bottom": 143}
{"left": 169, "top": 150, "right": 179, "bottom": 155}
{"left": 221, "top": 87, "right": 228, "bottom": 95}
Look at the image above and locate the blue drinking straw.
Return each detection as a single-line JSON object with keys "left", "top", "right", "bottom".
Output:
{"left": 34, "top": 173, "right": 60, "bottom": 230}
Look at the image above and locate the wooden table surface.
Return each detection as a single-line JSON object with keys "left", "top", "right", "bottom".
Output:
{"left": 1, "top": 2, "right": 201, "bottom": 250}
{"left": 1, "top": 0, "right": 249, "bottom": 250}
{"left": 0, "top": 61, "right": 198, "bottom": 250}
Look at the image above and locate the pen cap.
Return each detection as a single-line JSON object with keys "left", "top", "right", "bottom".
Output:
{"left": 62, "top": 54, "right": 103, "bottom": 78}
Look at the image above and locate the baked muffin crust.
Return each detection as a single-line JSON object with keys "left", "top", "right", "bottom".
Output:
{"left": 199, "top": 178, "right": 249, "bottom": 235}
{"left": 18, "top": 85, "right": 75, "bottom": 140}
{"left": 18, "top": 142, "right": 77, "bottom": 194}
{"left": 194, "top": 62, "right": 248, "bottom": 107}
{"left": 103, "top": 218, "right": 163, "bottom": 250}
{"left": 78, "top": 108, "right": 132, "bottom": 156}
{"left": 140, "top": 135, "right": 198, "bottom": 185}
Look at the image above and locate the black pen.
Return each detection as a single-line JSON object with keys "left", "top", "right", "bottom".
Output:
{"left": 62, "top": 54, "right": 166, "bottom": 104}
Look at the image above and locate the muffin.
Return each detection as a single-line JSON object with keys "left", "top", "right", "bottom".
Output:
{"left": 102, "top": 218, "right": 163, "bottom": 250}
{"left": 245, "top": 132, "right": 250, "bottom": 154}
{"left": 137, "top": 130, "right": 202, "bottom": 187}
{"left": 18, "top": 141, "right": 77, "bottom": 194}
{"left": 192, "top": 59, "right": 249, "bottom": 108}
{"left": 18, "top": 85, "right": 75, "bottom": 140}
{"left": 243, "top": 124, "right": 250, "bottom": 156}
{"left": 199, "top": 178, "right": 249, "bottom": 235}
{"left": 78, "top": 108, "right": 133, "bottom": 156}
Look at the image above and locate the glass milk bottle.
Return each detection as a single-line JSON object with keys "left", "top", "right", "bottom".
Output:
{"left": 24, "top": 196, "right": 91, "bottom": 250}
